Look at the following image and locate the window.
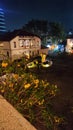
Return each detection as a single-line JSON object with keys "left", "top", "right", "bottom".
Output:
{"left": 25, "top": 40, "right": 30, "bottom": 48}
{"left": 19, "top": 40, "right": 24, "bottom": 47}
{"left": 37, "top": 50, "right": 39, "bottom": 54}
{"left": 7, "top": 51, "right": 9, "bottom": 57}
{"left": 14, "top": 42, "right": 16, "bottom": 48}
{"left": 71, "top": 46, "right": 73, "bottom": 50}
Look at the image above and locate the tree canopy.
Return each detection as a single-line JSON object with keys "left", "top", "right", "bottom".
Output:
{"left": 22, "top": 19, "right": 66, "bottom": 44}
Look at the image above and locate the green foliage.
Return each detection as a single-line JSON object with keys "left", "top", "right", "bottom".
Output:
{"left": 22, "top": 20, "right": 66, "bottom": 45}
{"left": 23, "top": 19, "right": 48, "bottom": 36}
{"left": 0, "top": 58, "right": 64, "bottom": 129}
{"left": 49, "top": 22, "right": 66, "bottom": 40}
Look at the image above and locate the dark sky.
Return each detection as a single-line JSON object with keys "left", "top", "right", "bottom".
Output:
{"left": 0, "top": 0, "right": 73, "bottom": 31}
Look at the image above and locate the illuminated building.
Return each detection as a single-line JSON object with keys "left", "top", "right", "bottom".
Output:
{"left": 0, "top": 8, "right": 6, "bottom": 34}
{"left": 0, "top": 30, "right": 41, "bottom": 61}
{"left": 66, "top": 35, "right": 73, "bottom": 53}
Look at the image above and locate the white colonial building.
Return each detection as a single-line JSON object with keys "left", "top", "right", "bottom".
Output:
{"left": 0, "top": 30, "right": 42, "bottom": 61}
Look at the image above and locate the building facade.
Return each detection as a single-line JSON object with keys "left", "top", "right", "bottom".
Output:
{"left": 66, "top": 35, "right": 73, "bottom": 53}
{"left": 0, "top": 31, "right": 41, "bottom": 61}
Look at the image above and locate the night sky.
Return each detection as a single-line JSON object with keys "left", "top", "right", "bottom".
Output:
{"left": 0, "top": 0, "right": 73, "bottom": 31}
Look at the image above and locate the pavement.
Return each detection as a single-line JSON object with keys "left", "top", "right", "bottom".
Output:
{"left": 0, "top": 95, "right": 37, "bottom": 130}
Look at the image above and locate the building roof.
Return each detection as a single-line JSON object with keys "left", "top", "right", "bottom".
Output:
{"left": 0, "top": 29, "right": 40, "bottom": 41}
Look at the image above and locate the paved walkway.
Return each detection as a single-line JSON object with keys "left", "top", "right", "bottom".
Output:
{"left": 0, "top": 95, "right": 37, "bottom": 130}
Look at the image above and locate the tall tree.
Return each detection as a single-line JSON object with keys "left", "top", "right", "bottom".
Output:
{"left": 22, "top": 20, "right": 66, "bottom": 45}
{"left": 49, "top": 22, "right": 65, "bottom": 42}
{"left": 22, "top": 19, "right": 48, "bottom": 37}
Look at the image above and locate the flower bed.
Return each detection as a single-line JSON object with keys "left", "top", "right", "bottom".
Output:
{"left": 0, "top": 58, "right": 64, "bottom": 130}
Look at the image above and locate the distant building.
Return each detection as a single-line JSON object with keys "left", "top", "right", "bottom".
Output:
{"left": 0, "top": 8, "right": 6, "bottom": 34}
{"left": 66, "top": 34, "right": 73, "bottom": 53}
{"left": 0, "top": 30, "right": 41, "bottom": 61}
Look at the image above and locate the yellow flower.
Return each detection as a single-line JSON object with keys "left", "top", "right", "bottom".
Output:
{"left": 38, "top": 99, "right": 44, "bottom": 105}
{"left": 30, "top": 74, "right": 32, "bottom": 77}
{"left": 54, "top": 116, "right": 60, "bottom": 123}
{"left": 54, "top": 85, "right": 57, "bottom": 89}
{"left": 34, "top": 79, "right": 39, "bottom": 84}
{"left": 1, "top": 89, "right": 5, "bottom": 93}
{"left": 41, "top": 80, "right": 44, "bottom": 84}
{"left": 20, "top": 99, "right": 23, "bottom": 103}
{"left": 0, "top": 86, "right": 2, "bottom": 89}
{"left": 13, "top": 74, "right": 19, "bottom": 80}
{"left": 11, "top": 88, "right": 14, "bottom": 92}
{"left": 29, "top": 101, "right": 33, "bottom": 105}
{"left": 9, "top": 83, "right": 13, "bottom": 88}
{"left": 21, "top": 74, "right": 24, "bottom": 78}
{"left": 24, "top": 83, "right": 31, "bottom": 89}
{"left": 50, "top": 90, "right": 55, "bottom": 96}
{"left": 34, "top": 84, "right": 38, "bottom": 88}
{"left": 44, "top": 82, "right": 49, "bottom": 87}
{"left": 2, "top": 62, "right": 8, "bottom": 67}
{"left": 17, "top": 64, "right": 20, "bottom": 67}
{"left": 2, "top": 81, "right": 6, "bottom": 85}
{"left": 51, "top": 90, "right": 54, "bottom": 94}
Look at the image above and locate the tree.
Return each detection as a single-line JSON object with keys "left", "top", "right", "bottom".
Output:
{"left": 49, "top": 22, "right": 66, "bottom": 43}
{"left": 22, "top": 20, "right": 66, "bottom": 45}
{"left": 22, "top": 19, "right": 48, "bottom": 37}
